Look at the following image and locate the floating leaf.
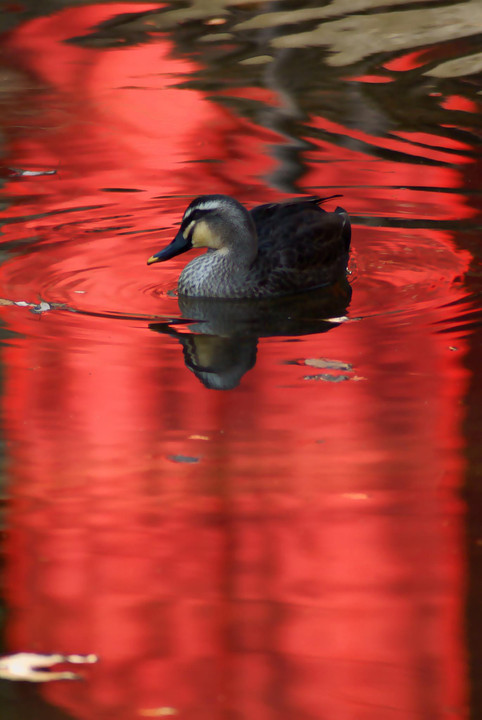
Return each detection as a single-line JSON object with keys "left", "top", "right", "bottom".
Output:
{"left": 304, "top": 358, "right": 353, "bottom": 371}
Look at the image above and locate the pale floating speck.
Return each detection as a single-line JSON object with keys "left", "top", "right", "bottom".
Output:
{"left": 342, "top": 493, "right": 370, "bottom": 500}
{"left": 205, "top": 17, "right": 227, "bottom": 25}
{"left": 74, "top": 290, "right": 87, "bottom": 294}
{"left": 324, "top": 316, "right": 348, "bottom": 323}
{"left": 65, "top": 654, "right": 98, "bottom": 664}
{"left": 189, "top": 434, "right": 209, "bottom": 440}
{"left": 139, "top": 708, "right": 178, "bottom": 717}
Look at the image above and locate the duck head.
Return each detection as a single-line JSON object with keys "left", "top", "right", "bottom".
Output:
{"left": 147, "top": 194, "right": 257, "bottom": 266}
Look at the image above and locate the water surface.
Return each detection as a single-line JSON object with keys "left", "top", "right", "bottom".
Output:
{"left": 0, "top": 2, "right": 481, "bottom": 719}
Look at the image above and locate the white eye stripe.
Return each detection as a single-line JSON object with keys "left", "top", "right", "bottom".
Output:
{"left": 183, "top": 200, "right": 224, "bottom": 220}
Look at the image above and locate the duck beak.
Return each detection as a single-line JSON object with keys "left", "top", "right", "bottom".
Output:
{"left": 147, "top": 230, "right": 192, "bottom": 265}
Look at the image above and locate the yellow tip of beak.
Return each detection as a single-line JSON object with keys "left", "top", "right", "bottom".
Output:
{"left": 147, "top": 255, "right": 159, "bottom": 266}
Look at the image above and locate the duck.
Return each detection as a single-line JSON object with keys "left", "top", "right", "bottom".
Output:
{"left": 147, "top": 194, "right": 351, "bottom": 299}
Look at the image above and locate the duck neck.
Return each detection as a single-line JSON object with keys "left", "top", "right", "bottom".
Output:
{"left": 221, "top": 212, "right": 258, "bottom": 267}
{"left": 178, "top": 209, "right": 258, "bottom": 297}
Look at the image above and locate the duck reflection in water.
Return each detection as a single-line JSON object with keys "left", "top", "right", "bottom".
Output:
{"left": 150, "top": 279, "right": 352, "bottom": 390}
{"left": 148, "top": 194, "right": 352, "bottom": 389}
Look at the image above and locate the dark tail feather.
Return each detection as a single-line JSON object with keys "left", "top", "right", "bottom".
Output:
{"left": 316, "top": 194, "right": 343, "bottom": 204}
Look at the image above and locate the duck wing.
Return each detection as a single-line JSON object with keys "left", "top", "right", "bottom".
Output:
{"left": 248, "top": 197, "right": 350, "bottom": 296}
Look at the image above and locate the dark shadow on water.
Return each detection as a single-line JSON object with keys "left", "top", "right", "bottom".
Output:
{"left": 150, "top": 278, "right": 352, "bottom": 390}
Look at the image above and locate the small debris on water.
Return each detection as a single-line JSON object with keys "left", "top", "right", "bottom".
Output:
{"left": 304, "top": 373, "right": 354, "bottom": 382}
{"left": 0, "top": 652, "right": 97, "bottom": 682}
{"left": 304, "top": 358, "right": 353, "bottom": 371}
{"left": 289, "top": 356, "right": 364, "bottom": 383}
{"left": 139, "top": 708, "right": 178, "bottom": 717}
{"left": 189, "top": 435, "right": 209, "bottom": 440}
{"left": 9, "top": 299, "right": 66, "bottom": 313}
{"left": 30, "top": 301, "right": 52, "bottom": 314}
{"left": 168, "top": 454, "right": 200, "bottom": 464}
{"left": 324, "top": 316, "right": 348, "bottom": 323}
{"left": 304, "top": 373, "right": 365, "bottom": 382}
{"left": 6, "top": 168, "right": 57, "bottom": 177}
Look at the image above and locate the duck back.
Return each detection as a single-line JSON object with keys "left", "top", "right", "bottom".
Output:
{"left": 246, "top": 197, "right": 350, "bottom": 298}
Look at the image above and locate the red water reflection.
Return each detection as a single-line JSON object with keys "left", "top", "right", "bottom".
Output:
{"left": 0, "top": 4, "right": 474, "bottom": 720}
{"left": 2, "top": 302, "right": 469, "bottom": 719}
